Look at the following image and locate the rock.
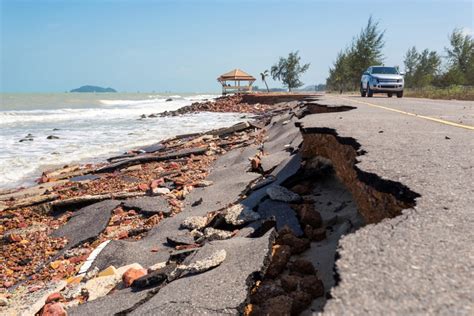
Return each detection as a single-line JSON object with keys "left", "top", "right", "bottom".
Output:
{"left": 203, "top": 227, "right": 233, "bottom": 241}
{"left": 277, "top": 230, "right": 310, "bottom": 254}
{"left": 224, "top": 204, "right": 260, "bottom": 226}
{"left": 0, "top": 295, "right": 9, "bottom": 306}
{"left": 40, "top": 303, "right": 67, "bottom": 316}
{"left": 289, "top": 258, "right": 316, "bottom": 276}
{"left": 266, "top": 185, "right": 302, "bottom": 203}
{"left": 150, "top": 178, "right": 164, "bottom": 188}
{"left": 194, "top": 180, "right": 213, "bottom": 187}
{"left": 279, "top": 274, "right": 301, "bottom": 292}
{"left": 46, "top": 135, "right": 60, "bottom": 140}
{"left": 4, "top": 233, "right": 22, "bottom": 243}
{"left": 151, "top": 187, "right": 171, "bottom": 196}
{"left": 61, "top": 284, "right": 82, "bottom": 300}
{"left": 297, "top": 204, "right": 322, "bottom": 228}
{"left": 250, "top": 157, "right": 261, "bottom": 171}
{"left": 266, "top": 245, "right": 291, "bottom": 278}
{"left": 300, "top": 275, "right": 325, "bottom": 298}
{"left": 259, "top": 295, "right": 293, "bottom": 315}
{"left": 181, "top": 216, "right": 208, "bottom": 230}
{"left": 116, "top": 263, "right": 144, "bottom": 278}
{"left": 132, "top": 263, "right": 177, "bottom": 289}
{"left": 166, "top": 98, "right": 173, "bottom": 101}
{"left": 122, "top": 267, "right": 147, "bottom": 287}
{"left": 289, "top": 290, "right": 312, "bottom": 314}
{"left": 45, "top": 292, "right": 63, "bottom": 303}
{"left": 250, "top": 280, "right": 286, "bottom": 304}
{"left": 123, "top": 165, "right": 142, "bottom": 172}
{"left": 84, "top": 275, "right": 120, "bottom": 301}
{"left": 304, "top": 225, "right": 327, "bottom": 241}
{"left": 173, "top": 249, "right": 226, "bottom": 277}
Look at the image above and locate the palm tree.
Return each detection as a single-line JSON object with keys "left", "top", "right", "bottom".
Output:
{"left": 260, "top": 70, "right": 270, "bottom": 92}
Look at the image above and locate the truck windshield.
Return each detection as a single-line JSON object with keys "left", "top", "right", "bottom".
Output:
{"left": 372, "top": 67, "right": 398, "bottom": 74}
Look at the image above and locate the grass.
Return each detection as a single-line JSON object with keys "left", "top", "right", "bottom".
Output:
{"left": 404, "top": 86, "right": 474, "bottom": 101}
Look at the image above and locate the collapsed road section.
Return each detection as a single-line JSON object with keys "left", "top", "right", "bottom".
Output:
{"left": 3, "top": 93, "right": 469, "bottom": 315}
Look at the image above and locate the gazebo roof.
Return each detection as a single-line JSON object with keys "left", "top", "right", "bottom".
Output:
{"left": 217, "top": 69, "right": 256, "bottom": 81}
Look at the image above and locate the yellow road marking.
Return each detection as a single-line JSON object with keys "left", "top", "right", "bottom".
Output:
{"left": 333, "top": 96, "right": 474, "bottom": 131}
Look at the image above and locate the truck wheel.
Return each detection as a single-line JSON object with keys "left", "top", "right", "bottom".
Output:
{"left": 360, "top": 84, "right": 366, "bottom": 97}
{"left": 387, "top": 93, "right": 393, "bottom": 98}
{"left": 397, "top": 91, "right": 403, "bottom": 98}
{"left": 367, "top": 85, "right": 373, "bottom": 97}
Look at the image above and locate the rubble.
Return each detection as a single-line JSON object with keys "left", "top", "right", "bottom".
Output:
{"left": 1, "top": 94, "right": 334, "bottom": 315}
{"left": 223, "top": 203, "right": 260, "bottom": 225}
{"left": 266, "top": 185, "right": 302, "bottom": 203}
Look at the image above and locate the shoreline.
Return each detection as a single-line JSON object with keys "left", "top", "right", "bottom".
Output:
{"left": 0, "top": 93, "right": 355, "bottom": 315}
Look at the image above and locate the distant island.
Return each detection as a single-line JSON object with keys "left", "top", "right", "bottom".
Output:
{"left": 70, "top": 85, "right": 117, "bottom": 93}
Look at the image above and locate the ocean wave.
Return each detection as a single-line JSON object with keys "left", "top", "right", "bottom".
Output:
{"left": 0, "top": 97, "right": 216, "bottom": 126}
{"left": 0, "top": 111, "right": 244, "bottom": 189}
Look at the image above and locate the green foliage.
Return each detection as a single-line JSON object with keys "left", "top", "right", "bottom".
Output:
{"left": 326, "top": 20, "right": 474, "bottom": 94}
{"left": 405, "top": 85, "right": 474, "bottom": 101}
{"left": 403, "top": 47, "right": 441, "bottom": 88}
{"left": 327, "top": 16, "right": 385, "bottom": 91}
{"left": 445, "top": 29, "right": 474, "bottom": 85}
{"left": 270, "top": 51, "right": 310, "bottom": 91}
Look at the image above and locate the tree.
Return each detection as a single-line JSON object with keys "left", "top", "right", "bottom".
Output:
{"left": 260, "top": 70, "right": 270, "bottom": 92}
{"left": 326, "top": 16, "right": 385, "bottom": 91}
{"left": 445, "top": 29, "right": 474, "bottom": 85}
{"left": 403, "top": 47, "right": 441, "bottom": 88}
{"left": 326, "top": 49, "right": 351, "bottom": 92}
{"left": 404, "top": 46, "right": 420, "bottom": 88}
{"left": 270, "top": 51, "right": 310, "bottom": 92}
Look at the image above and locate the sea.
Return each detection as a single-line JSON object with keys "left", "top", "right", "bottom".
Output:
{"left": 0, "top": 93, "right": 247, "bottom": 190}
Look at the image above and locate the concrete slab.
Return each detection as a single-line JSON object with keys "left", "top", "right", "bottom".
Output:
{"left": 68, "top": 287, "right": 153, "bottom": 316}
{"left": 130, "top": 230, "right": 276, "bottom": 315}
{"left": 51, "top": 199, "right": 120, "bottom": 250}
{"left": 257, "top": 199, "right": 303, "bottom": 236}
{"left": 89, "top": 145, "right": 260, "bottom": 272}
{"left": 122, "top": 196, "right": 171, "bottom": 216}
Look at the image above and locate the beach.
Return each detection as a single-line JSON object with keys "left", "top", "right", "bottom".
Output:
{"left": 1, "top": 94, "right": 472, "bottom": 315}
{"left": 0, "top": 93, "right": 247, "bottom": 189}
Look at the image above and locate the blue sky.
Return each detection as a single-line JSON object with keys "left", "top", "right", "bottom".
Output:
{"left": 1, "top": 0, "right": 472, "bottom": 92}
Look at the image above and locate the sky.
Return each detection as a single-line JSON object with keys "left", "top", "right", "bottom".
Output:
{"left": 1, "top": 0, "right": 473, "bottom": 93}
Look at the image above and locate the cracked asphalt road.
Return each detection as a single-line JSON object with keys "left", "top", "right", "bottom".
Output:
{"left": 299, "top": 94, "right": 473, "bottom": 315}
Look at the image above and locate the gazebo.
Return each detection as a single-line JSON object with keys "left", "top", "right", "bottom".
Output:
{"left": 217, "top": 69, "right": 256, "bottom": 95}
